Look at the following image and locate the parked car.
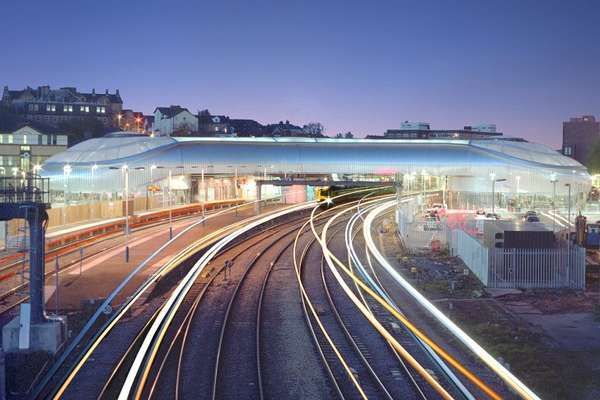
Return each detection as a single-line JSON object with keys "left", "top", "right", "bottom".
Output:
{"left": 486, "top": 213, "right": 500, "bottom": 220}
{"left": 525, "top": 215, "right": 540, "bottom": 223}
{"left": 424, "top": 216, "right": 441, "bottom": 231}
{"left": 522, "top": 210, "right": 537, "bottom": 221}
{"left": 475, "top": 208, "right": 486, "bottom": 216}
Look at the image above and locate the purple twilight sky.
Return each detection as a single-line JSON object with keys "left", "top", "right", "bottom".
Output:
{"left": 1, "top": 0, "right": 599, "bottom": 148}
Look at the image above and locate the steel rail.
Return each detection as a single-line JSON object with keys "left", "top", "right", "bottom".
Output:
{"left": 292, "top": 195, "right": 380, "bottom": 400}
{"left": 316, "top": 199, "right": 455, "bottom": 400}
{"left": 349, "top": 198, "right": 472, "bottom": 398}
{"left": 319, "top": 198, "right": 504, "bottom": 398}
{"left": 120, "top": 203, "right": 315, "bottom": 400}
{"left": 98, "top": 223, "right": 286, "bottom": 400}
{"left": 363, "top": 200, "right": 541, "bottom": 400}
{"left": 346, "top": 196, "right": 430, "bottom": 399}
{"left": 319, "top": 227, "right": 395, "bottom": 400}
{"left": 34, "top": 197, "right": 296, "bottom": 400}
{"left": 140, "top": 216, "right": 316, "bottom": 399}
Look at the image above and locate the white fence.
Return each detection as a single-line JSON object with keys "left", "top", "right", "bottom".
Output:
{"left": 396, "top": 208, "right": 449, "bottom": 251}
{"left": 449, "top": 230, "right": 489, "bottom": 285}
{"left": 449, "top": 229, "right": 586, "bottom": 289}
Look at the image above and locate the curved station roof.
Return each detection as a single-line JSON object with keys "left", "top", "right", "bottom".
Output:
{"left": 42, "top": 133, "right": 590, "bottom": 195}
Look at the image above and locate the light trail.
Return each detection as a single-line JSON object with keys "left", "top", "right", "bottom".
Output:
{"left": 47, "top": 198, "right": 302, "bottom": 400}
{"left": 119, "top": 202, "right": 315, "bottom": 400}
{"left": 307, "top": 193, "right": 458, "bottom": 400}
{"left": 363, "top": 199, "right": 542, "bottom": 400}
{"left": 313, "top": 200, "right": 501, "bottom": 400}
{"left": 311, "top": 200, "right": 453, "bottom": 400}
{"left": 346, "top": 200, "right": 475, "bottom": 399}
{"left": 311, "top": 195, "right": 504, "bottom": 399}
{"left": 292, "top": 202, "right": 370, "bottom": 400}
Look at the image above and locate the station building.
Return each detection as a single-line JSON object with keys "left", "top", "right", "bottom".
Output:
{"left": 38, "top": 133, "right": 590, "bottom": 214}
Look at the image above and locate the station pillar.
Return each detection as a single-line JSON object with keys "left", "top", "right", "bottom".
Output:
{"left": 255, "top": 181, "right": 262, "bottom": 214}
{"left": 27, "top": 207, "right": 47, "bottom": 324}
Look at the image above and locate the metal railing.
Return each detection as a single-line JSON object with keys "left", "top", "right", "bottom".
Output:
{"left": 0, "top": 173, "right": 50, "bottom": 205}
{"left": 449, "top": 229, "right": 586, "bottom": 289}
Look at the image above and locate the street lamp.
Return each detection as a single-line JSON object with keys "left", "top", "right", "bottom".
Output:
{"left": 62, "top": 164, "right": 72, "bottom": 226}
{"left": 550, "top": 173, "right": 558, "bottom": 232}
{"left": 168, "top": 168, "right": 173, "bottom": 239}
{"left": 565, "top": 183, "right": 572, "bottom": 232}
{"left": 117, "top": 114, "right": 122, "bottom": 130}
{"left": 150, "top": 165, "right": 171, "bottom": 236}
{"left": 91, "top": 164, "right": 98, "bottom": 218}
{"left": 150, "top": 164, "right": 157, "bottom": 183}
{"left": 489, "top": 172, "right": 507, "bottom": 214}
{"left": 515, "top": 175, "right": 521, "bottom": 209}
{"left": 110, "top": 165, "right": 130, "bottom": 261}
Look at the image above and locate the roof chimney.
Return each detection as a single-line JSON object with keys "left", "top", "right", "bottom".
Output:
{"left": 105, "top": 89, "right": 109, "bottom": 94}
{"left": 116, "top": 89, "right": 120, "bottom": 96}
{"left": 92, "top": 88, "right": 95, "bottom": 95}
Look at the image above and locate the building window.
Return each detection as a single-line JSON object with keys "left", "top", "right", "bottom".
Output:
{"left": 8, "top": 135, "right": 13, "bottom": 144}
{"left": 564, "top": 146, "right": 573, "bottom": 156}
{"left": 96, "top": 106, "right": 106, "bottom": 113}
{"left": 34, "top": 104, "right": 39, "bottom": 112}
{"left": 64, "top": 105, "right": 73, "bottom": 112}
{"left": 20, "top": 145, "right": 30, "bottom": 151}
{"left": 46, "top": 104, "right": 56, "bottom": 112}
{"left": 80, "top": 105, "right": 90, "bottom": 113}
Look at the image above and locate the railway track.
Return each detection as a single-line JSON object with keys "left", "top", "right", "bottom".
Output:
{"left": 32, "top": 202, "right": 296, "bottom": 400}
{"left": 94, "top": 221, "right": 298, "bottom": 400}
{"left": 297, "top": 204, "right": 437, "bottom": 400}
{"left": 50, "top": 206, "right": 314, "bottom": 400}
{"left": 44, "top": 189, "right": 514, "bottom": 400}
{"left": 140, "top": 217, "right": 327, "bottom": 400}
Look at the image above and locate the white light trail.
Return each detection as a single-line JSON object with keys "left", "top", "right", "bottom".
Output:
{"left": 363, "top": 200, "right": 541, "bottom": 400}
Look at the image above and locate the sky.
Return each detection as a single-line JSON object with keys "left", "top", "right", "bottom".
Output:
{"left": 1, "top": 0, "right": 599, "bottom": 148}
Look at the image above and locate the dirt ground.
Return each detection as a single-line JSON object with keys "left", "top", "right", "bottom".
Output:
{"left": 388, "top": 244, "right": 600, "bottom": 400}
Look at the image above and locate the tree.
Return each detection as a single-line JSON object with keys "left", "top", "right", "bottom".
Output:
{"left": 303, "top": 122, "right": 325, "bottom": 137}
{"left": 586, "top": 138, "right": 600, "bottom": 174}
{"left": 344, "top": 131, "right": 354, "bottom": 139}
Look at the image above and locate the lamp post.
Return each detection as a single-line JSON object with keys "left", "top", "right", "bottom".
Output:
{"left": 515, "top": 175, "right": 521, "bottom": 210}
{"left": 489, "top": 172, "right": 507, "bottom": 214}
{"left": 201, "top": 168, "right": 206, "bottom": 224}
{"left": 110, "top": 165, "right": 131, "bottom": 261}
{"left": 550, "top": 173, "right": 558, "bottom": 232}
{"left": 168, "top": 168, "right": 173, "bottom": 239}
{"left": 565, "top": 183, "right": 572, "bottom": 232}
{"left": 63, "top": 164, "right": 72, "bottom": 225}
{"left": 442, "top": 175, "right": 448, "bottom": 208}
{"left": 91, "top": 164, "right": 98, "bottom": 219}
{"left": 117, "top": 114, "right": 122, "bottom": 130}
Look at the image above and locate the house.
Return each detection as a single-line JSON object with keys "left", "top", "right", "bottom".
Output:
{"left": 152, "top": 105, "right": 198, "bottom": 136}
{"left": 1, "top": 85, "right": 123, "bottom": 128}
{"left": 0, "top": 124, "right": 68, "bottom": 174}
{"left": 229, "top": 119, "right": 265, "bottom": 137}
{"left": 197, "top": 109, "right": 234, "bottom": 136}
{"left": 265, "top": 120, "right": 306, "bottom": 137}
